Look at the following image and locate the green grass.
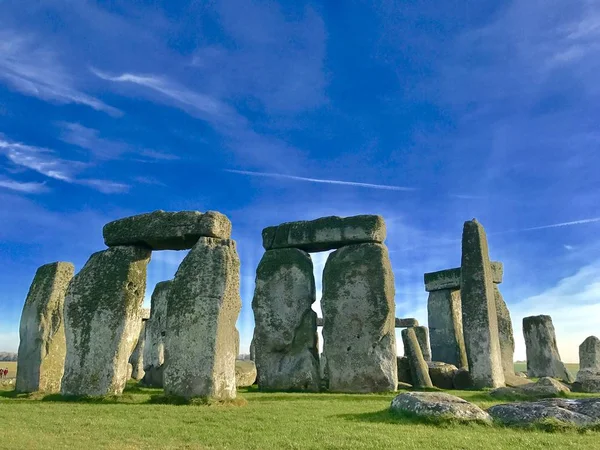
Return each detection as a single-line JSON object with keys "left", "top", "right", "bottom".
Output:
{"left": 2, "top": 380, "right": 600, "bottom": 449}
{"left": 514, "top": 362, "right": 579, "bottom": 378}
{"left": 0, "top": 361, "right": 17, "bottom": 378}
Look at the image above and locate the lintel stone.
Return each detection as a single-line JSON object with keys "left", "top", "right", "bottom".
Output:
{"left": 424, "top": 261, "right": 503, "bottom": 292}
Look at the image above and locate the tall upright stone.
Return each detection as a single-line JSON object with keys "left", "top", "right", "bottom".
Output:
{"left": 494, "top": 286, "right": 515, "bottom": 378}
{"left": 164, "top": 237, "right": 241, "bottom": 400}
{"left": 460, "top": 219, "right": 505, "bottom": 388}
{"left": 579, "top": 336, "right": 600, "bottom": 371}
{"left": 322, "top": 242, "right": 397, "bottom": 393}
{"left": 129, "top": 312, "right": 149, "bottom": 381}
{"left": 62, "top": 246, "right": 151, "bottom": 396}
{"left": 142, "top": 281, "right": 171, "bottom": 387}
{"left": 427, "top": 289, "right": 467, "bottom": 368}
{"left": 402, "top": 326, "right": 431, "bottom": 362}
{"left": 252, "top": 248, "right": 320, "bottom": 391}
{"left": 523, "top": 315, "right": 574, "bottom": 383}
{"left": 15, "top": 262, "right": 74, "bottom": 393}
{"left": 402, "top": 328, "right": 433, "bottom": 388}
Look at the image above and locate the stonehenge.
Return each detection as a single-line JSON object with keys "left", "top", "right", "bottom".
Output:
{"left": 16, "top": 262, "right": 74, "bottom": 393}
{"left": 128, "top": 308, "right": 150, "bottom": 381}
{"left": 574, "top": 336, "right": 600, "bottom": 393}
{"left": 402, "top": 328, "right": 433, "bottom": 388}
{"left": 402, "top": 326, "right": 431, "bottom": 362}
{"left": 143, "top": 280, "right": 171, "bottom": 387}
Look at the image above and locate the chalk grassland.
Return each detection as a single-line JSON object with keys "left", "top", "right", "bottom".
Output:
{"left": 1, "top": 361, "right": 17, "bottom": 378}
{"left": 514, "top": 362, "right": 579, "bottom": 377}
{"left": 1, "top": 383, "right": 600, "bottom": 449}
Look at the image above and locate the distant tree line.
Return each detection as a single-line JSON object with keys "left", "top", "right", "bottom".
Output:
{"left": 0, "top": 352, "right": 17, "bottom": 361}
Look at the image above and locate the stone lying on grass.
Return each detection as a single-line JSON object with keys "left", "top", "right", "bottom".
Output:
{"left": 573, "top": 369, "right": 600, "bottom": 393}
{"left": 490, "top": 377, "right": 570, "bottom": 399}
{"left": 427, "top": 362, "right": 458, "bottom": 390}
{"left": 236, "top": 360, "right": 257, "bottom": 387}
{"left": 390, "top": 391, "right": 491, "bottom": 422}
{"left": 488, "top": 398, "right": 600, "bottom": 427}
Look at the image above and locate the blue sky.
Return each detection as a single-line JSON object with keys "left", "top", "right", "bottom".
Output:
{"left": 1, "top": 0, "right": 599, "bottom": 362}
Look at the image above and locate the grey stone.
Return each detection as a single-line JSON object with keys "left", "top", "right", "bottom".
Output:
{"left": 579, "top": 336, "right": 600, "bottom": 371}
{"left": 234, "top": 328, "right": 240, "bottom": 358}
{"left": 16, "top": 262, "right": 74, "bottom": 393}
{"left": 397, "top": 356, "right": 412, "bottom": 384}
{"left": 128, "top": 319, "right": 146, "bottom": 381}
{"left": 252, "top": 248, "right": 320, "bottom": 392}
{"left": 390, "top": 392, "right": 491, "bottom": 422}
{"left": 262, "top": 215, "right": 386, "bottom": 253}
{"left": 424, "top": 261, "right": 503, "bottom": 292}
{"left": 127, "top": 363, "right": 133, "bottom": 380}
{"left": 427, "top": 289, "right": 468, "bottom": 368}
{"left": 322, "top": 243, "right": 397, "bottom": 393}
{"left": 249, "top": 336, "right": 256, "bottom": 362}
{"left": 62, "top": 246, "right": 151, "bottom": 396}
{"left": 316, "top": 317, "right": 324, "bottom": 327}
{"left": 402, "top": 326, "right": 431, "bottom": 362}
{"left": 163, "top": 237, "right": 241, "bottom": 400}
{"left": 235, "top": 360, "right": 257, "bottom": 387}
{"left": 494, "top": 285, "right": 515, "bottom": 377}
{"left": 573, "top": 369, "right": 600, "bottom": 393}
{"left": 402, "top": 328, "right": 433, "bottom": 388}
{"left": 427, "top": 361, "right": 458, "bottom": 390}
{"left": 453, "top": 368, "right": 474, "bottom": 390}
{"left": 460, "top": 219, "right": 505, "bottom": 388}
{"left": 490, "top": 377, "right": 570, "bottom": 399}
{"left": 395, "top": 318, "right": 419, "bottom": 328}
{"left": 142, "top": 281, "right": 171, "bottom": 388}
{"left": 141, "top": 308, "right": 150, "bottom": 320}
{"left": 523, "top": 315, "right": 574, "bottom": 383}
{"left": 488, "top": 398, "right": 600, "bottom": 426}
{"left": 103, "top": 210, "right": 232, "bottom": 250}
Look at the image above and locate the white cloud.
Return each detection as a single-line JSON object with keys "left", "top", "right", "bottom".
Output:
{"left": 0, "top": 177, "right": 48, "bottom": 193}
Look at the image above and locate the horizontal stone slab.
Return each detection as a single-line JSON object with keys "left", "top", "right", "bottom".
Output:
{"left": 262, "top": 215, "right": 386, "bottom": 252}
{"left": 103, "top": 210, "right": 231, "bottom": 250}
{"left": 316, "top": 317, "right": 418, "bottom": 328}
{"left": 424, "top": 261, "right": 503, "bottom": 292}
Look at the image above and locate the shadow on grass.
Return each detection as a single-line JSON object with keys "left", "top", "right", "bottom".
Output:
{"left": 40, "top": 393, "right": 139, "bottom": 404}
{"left": 147, "top": 394, "right": 247, "bottom": 407}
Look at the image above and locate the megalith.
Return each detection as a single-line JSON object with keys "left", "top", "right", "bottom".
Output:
{"left": 163, "top": 237, "right": 241, "bottom": 400}
{"left": 62, "top": 246, "right": 151, "bottom": 396}
{"left": 402, "top": 328, "right": 433, "bottom": 388}
{"left": 402, "top": 326, "right": 431, "bottom": 362}
{"left": 142, "top": 280, "right": 171, "bottom": 387}
{"left": 251, "top": 248, "right": 320, "bottom": 391}
{"left": 523, "top": 315, "right": 574, "bottom": 382}
{"left": 15, "top": 262, "right": 74, "bottom": 393}
{"left": 426, "top": 288, "right": 467, "bottom": 368}
{"left": 128, "top": 308, "right": 149, "bottom": 381}
{"left": 580, "top": 336, "right": 600, "bottom": 371}
{"left": 494, "top": 285, "right": 515, "bottom": 378}
{"left": 460, "top": 219, "right": 505, "bottom": 388}
{"left": 322, "top": 242, "right": 397, "bottom": 393}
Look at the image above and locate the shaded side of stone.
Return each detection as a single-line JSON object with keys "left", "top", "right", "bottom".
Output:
{"left": 424, "top": 261, "right": 503, "bottom": 292}
{"left": 402, "top": 326, "right": 431, "bottom": 362}
{"left": 460, "top": 219, "right": 505, "bottom": 388}
{"left": 16, "top": 262, "right": 74, "bottom": 393}
{"left": 62, "top": 246, "right": 151, "bottom": 396}
{"left": 322, "top": 243, "right": 397, "bottom": 393}
{"left": 395, "top": 318, "right": 419, "bottom": 328}
{"left": 262, "top": 215, "right": 386, "bottom": 252}
{"left": 523, "top": 315, "right": 574, "bottom": 383}
{"left": 397, "top": 356, "right": 413, "bottom": 384}
{"left": 103, "top": 210, "right": 232, "bottom": 250}
{"left": 427, "top": 289, "right": 467, "bottom": 368}
{"left": 142, "top": 280, "right": 171, "bottom": 388}
{"left": 494, "top": 285, "right": 515, "bottom": 377}
{"left": 402, "top": 328, "right": 433, "bottom": 388}
{"left": 579, "top": 336, "right": 600, "bottom": 371}
{"left": 163, "top": 238, "right": 241, "bottom": 400}
{"left": 129, "top": 320, "right": 146, "bottom": 380}
{"left": 251, "top": 248, "right": 320, "bottom": 392}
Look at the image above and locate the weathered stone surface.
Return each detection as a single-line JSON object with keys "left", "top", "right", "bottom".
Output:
{"left": 322, "top": 243, "right": 397, "bottom": 393}
{"left": 523, "top": 315, "right": 574, "bottom": 383}
{"left": 234, "top": 328, "right": 240, "bottom": 358}
{"left": 252, "top": 248, "right": 320, "bottom": 392}
{"left": 397, "top": 356, "right": 412, "bottom": 384}
{"left": 103, "top": 210, "right": 232, "bottom": 250}
{"left": 424, "top": 261, "right": 503, "bottom": 292}
{"left": 488, "top": 398, "right": 600, "bottom": 426}
{"left": 316, "top": 317, "right": 324, "bottom": 327}
{"left": 141, "top": 308, "right": 150, "bottom": 320}
{"left": 235, "top": 360, "right": 257, "bottom": 387}
{"left": 460, "top": 219, "right": 505, "bottom": 388}
{"left": 573, "top": 369, "right": 600, "bottom": 393}
{"left": 62, "top": 246, "right": 150, "bottom": 396}
{"left": 428, "top": 362, "right": 458, "bottom": 390}
{"left": 249, "top": 337, "right": 256, "bottom": 362}
{"left": 402, "top": 326, "right": 431, "bottom": 362}
{"left": 262, "top": 215, "right": 386, "bottom": 252}
{"left": 427, "top": 289, "right": 467, "bottom": 368}
{"left": 142, "top": 281, "right": 171, "bottom": 388}
{"left": 16, "top": 262, "right": 74, "bottom": 393}
{"left": 395, "top": 318, "right": 419, "bottom": 328}
{"left": 129, "top": 320, "right": 146, "bottom": 380}
{"left": 390, "top": 392, "right": 491, "bottom": 422}
{"left": 127, "top": 363, "right": 133, "bottom": 380}
{"left": 490, "top": 377, "right": 570, "bottom": 399}
{"left": 453, "top": 368, "right": 473, "bottom": 390}
{"left": 579, "top": 336, "right": 600, "bottom": 371}
{"left": 164, "top": 237, "right": 241, "bottom": 400}
{"left": 402, "top": 328, "right": 433, "bottom": 388}
{"left": 494, "top": 285, "right": 515, "bottom": 377}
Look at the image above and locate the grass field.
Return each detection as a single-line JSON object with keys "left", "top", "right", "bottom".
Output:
{"left": 514, "top": 362, "right": 579, "bottom": 377}
{"left": 0, "top": 361, "right": 17, "bottom": 378}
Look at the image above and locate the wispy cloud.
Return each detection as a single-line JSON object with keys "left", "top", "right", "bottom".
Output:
{"left": 0, "top": 177, "right": 48, "bottom": 193}
{"left": 494, "top": 217, "right": 600, "bottom": 234}
{"left": 225, "top": 169, "right": 417, "bottom": 192}
{"left": 58, "top": 122, "right": 127, "bottom": 160}
{"left": 0, "top": 30, "right": 120, "bottom": 116}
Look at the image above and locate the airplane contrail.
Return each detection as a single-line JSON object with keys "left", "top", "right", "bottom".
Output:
{"left": 492, "top": 217, "right": 600, "bottom": 234}
{"left": 224, "top": 169, "right": 417, "bottom": 192}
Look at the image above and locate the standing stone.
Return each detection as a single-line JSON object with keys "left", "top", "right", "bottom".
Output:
{"left": 164, "top": 237, "right": 241, "bottom": 400}
{"left": 234, "top": 328, "right": 240, "bottom": 358}
{"left": 142, "top": 281, "right": 171, "bottom": 387}
{"left": 494, "top": 286, "right": 515, "bottom": 378}
{"left": 15, "top": 262, "right": 74, "bottom": 393}
{"left": 252, "top": 248, "right": 320, "bottom": 391}
{"left": 129, "top": 319, "right": 147, "bottom": 381}
{"left": 460, "top": 219, "right": 505, "bottom": 388}
{"left": 427, "top": 289, "right": 467, "bottom": 368}
{"left": 580, "top": 336, "right": 600, "bottom": 371}
{"left": 62, "top": 246, "right": 151, "bottom": 396}
{"left": 402, "top": 326, "right": 431, "bottom": 362}
{"left": 523, "top": 315, "right": 574, "bottom": 383}
{"left": 322, "top": 242, "right": 397, "bottom": 393}
{"left": 402, "top": 328, "right": 433, "bottom": 388}
{"left": 249, "top": 336, "right": 256, "bottom": 361}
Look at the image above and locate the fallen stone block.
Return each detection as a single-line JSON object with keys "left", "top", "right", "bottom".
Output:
{"left": 488, "top": 398, "right": 600, "bottom": 427}
{"left": 390, "top": 392, "right": 491, "bottom": 422}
